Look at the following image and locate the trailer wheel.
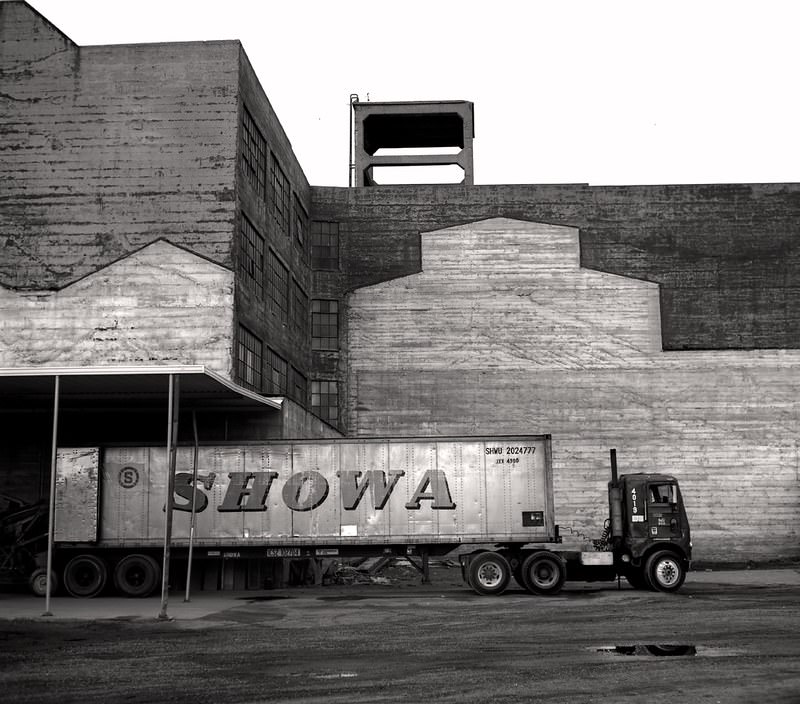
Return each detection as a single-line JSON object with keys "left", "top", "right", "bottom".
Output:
{"left": 63, "top": 554, "right": 108, "bottom": 598}
{"left": 521, "top": 552, "right": 566, "bottom": 595}
{"left": 28, "top": 567, "right": 58, "bottom": 597}
{"left": 467, "top": 552, "right": 511, "bottom": 596}
{"left": 645, "top": 551, "right": 685, "bottom": 592}
{"left": 113, "top": 554, "right": 161, "bottom": 598}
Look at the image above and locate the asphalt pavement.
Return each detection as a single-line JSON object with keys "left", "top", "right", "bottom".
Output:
{"left": 1, "top": 566, "right": 798, "bottom": 622}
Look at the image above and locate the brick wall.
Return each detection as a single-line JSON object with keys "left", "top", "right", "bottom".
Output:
{"left": 346, "top": 218, "right": 800, "bottom": 563}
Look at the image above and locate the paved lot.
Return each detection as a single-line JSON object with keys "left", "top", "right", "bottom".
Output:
{"left": 1, "top": 566, "right": 799, "bottom": 703}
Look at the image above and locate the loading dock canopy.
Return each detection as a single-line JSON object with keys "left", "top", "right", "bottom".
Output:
{"left": 0, "top": 365, "right": 283, "bottom": 411}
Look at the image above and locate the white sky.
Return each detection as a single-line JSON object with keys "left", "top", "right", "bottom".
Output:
{"left": 28, "top": 0, "right": 800, "bottom": 188}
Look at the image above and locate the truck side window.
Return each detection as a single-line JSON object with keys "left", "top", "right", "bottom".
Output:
{"left": 649, "top": 483, "right": 675, "bottom": 504}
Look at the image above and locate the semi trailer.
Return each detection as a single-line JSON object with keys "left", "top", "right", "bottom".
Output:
{"left": 41, "top": 435, "right": 691, "bottom": 597}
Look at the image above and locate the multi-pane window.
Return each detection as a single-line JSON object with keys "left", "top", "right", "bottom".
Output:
{"left": 311, "top": 380, "right": 338, "bottom": 423}
{"left": 237, "top": 325, "right": 262, "bottom": 392}
{"left": 239, "top": 215, "right": 264, "bottom": 296}
{"left": 265, "top": 348, "right": 288, "bottom": 395}
{"left": 290, "top": 367, "right": 307, "bottom": 406}
{"left": 311, "top": 221, "right": 339, "bottom": 271}
{"left": 267, "top": 249, "right": 289, "bottom": 323}
{"left": 270, "top": 153, "right": 290, "bottom": 236}
{"left": 312, "top": 300, "right": 338, "bottom": 350}
{"left": 293, "top": 196, "right": 308, "bottom": 250}
{"left": 292, "top": 279, "right": 309, "bottom": 335}
{"left": 241, "top": 107, "right": 266, "bottom": 197}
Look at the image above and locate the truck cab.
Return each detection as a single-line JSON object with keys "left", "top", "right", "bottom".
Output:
{"left": 610, "top": 473, "right": 692, "bottom": 591}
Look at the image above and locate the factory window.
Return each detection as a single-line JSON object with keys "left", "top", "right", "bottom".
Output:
{"left": 270, "top": 153, "right": 290, "bottom": 236}
{"left": 267, "top": 249, "right": 289, "bottom": 324}
{"left": 294, "top": 196, "right": 308, "bottom": 251}
{"left": 236, "top": 325, "right": 263, "bottom": 392}
{"left": 239, "top": 215, "right": 264, "bottom": 296}
{"left": 241, "top": 107, "right": 266, "bottom": 197}
{"left": 265, "top": 348, "right": 288, "bottom": 395}
{"left": 311, "top": 380, "right": 338, "bottom": 422}
{"left": 292, "top": 278, "right": 309, "bottom": 335}
{"left": 312, "top": 300, "right": 338, "bottom": 350}
{"left": 291, "top": 367, "right": 307, "bottom": 406}
{"left": 311, "top": 221, "right": 339, "bottom": 271}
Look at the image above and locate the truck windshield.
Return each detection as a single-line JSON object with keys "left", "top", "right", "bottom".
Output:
{"left": 648, "top": 483, "right": 676, "bottom": 504}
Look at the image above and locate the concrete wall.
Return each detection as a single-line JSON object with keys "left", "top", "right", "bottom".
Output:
{"left": 234, "top": 47, "right": 313, "bottom": 395}
{"left": 0, "top": 240, "right": 234, "bottom": 373}
{"left": 0, "top": 2, "right": 240, "bottom": 289}
{"left": 312, "top": 183, "right": 800, "bottom": 351}
{"left": 281, "top": 398, "right": 343, "bottom": 440}
{"left": 347, "top": 218, "right": 800, "bottom": 563}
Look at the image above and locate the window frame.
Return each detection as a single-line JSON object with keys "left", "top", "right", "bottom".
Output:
{"left": 311, "top": 379, "right": 338, "bottom": 423}
{"left": 270, "top": 153, "right": 290, "bottom": 237}
{"left": 265, "top": 347, "right": 288, "bottom": 395}
{"left": 240, "top": 106, "right": 267, "bottom": 198}
{"left": 267, "top": 248, "right": 289, "bottom": 324}
{"left": 239, "top": 214, "right": 265, "bottom": 297}
{"left": 311, "top": 299, "right": 339, "bottom": 351}
{"left": 236, "top": 325, "right": 263, "bottom": 392}
{"left": 311, "top": 220, "right": 340, "bottom": 271}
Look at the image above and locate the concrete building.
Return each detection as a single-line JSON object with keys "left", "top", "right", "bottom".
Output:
{"left": 1, "top": 1, "right": 799, "bottom": 569}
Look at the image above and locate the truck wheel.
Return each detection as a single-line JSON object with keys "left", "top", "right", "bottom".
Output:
{"left": 28, "top": 567, "right": 58, "bottom": 597}
{"left": 521, "top": 552, "right": 566, "bottom": 595}
{"left": 113, "top": 554, "right": 161, "bottom": 597}
{"left": 467, "top": 552, "right": 511, "bottom": 595}
{"left": 645, "top": 551, "right": 685, "bottom": 592}
{"left": 63, "top": 554, "right": 108, "bottom": 598}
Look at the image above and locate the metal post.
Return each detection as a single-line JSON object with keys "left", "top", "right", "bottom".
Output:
{"left": 184, "top": 411, "right": 199, "bottom": 602}
{"left": 42, "top": 375, "right": 60, "bottom": 617}
{"left": 158, "top": 374, "right": 179, "bottom": 620}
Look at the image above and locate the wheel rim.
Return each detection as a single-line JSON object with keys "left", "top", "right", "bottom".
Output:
{"left": 74, "top": 565, "right": 97, "bottom": 588}
{"left": 123, "top": 565, "right": 147, "bottom": 588}
{"left": 532, "top": 560, "right": 558, "bottom": 588}
{"left": 476, "top": 561, "right": 504, "bottom": 588}
{"left": 654, "top": 557, "right": 680, "bottom": 587}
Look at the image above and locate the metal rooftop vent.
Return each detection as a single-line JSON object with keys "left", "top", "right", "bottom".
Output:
{"left": 350, "top": 100, "right": 474, "bottom": 187}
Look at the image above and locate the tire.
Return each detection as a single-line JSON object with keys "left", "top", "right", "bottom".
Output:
{"left": 63, "top": 554, "right": 108, "bottom": 598}
{"left": 645, "top": 551, "right": 686, "bottom": 592}
{"left": 28, "top": 567, "right": 58, "bottom": 597}
{"left": 113, "top": 554, "right": 161, "bottom": 598}
{"left": 625, "top": 569, "right": 649, "bottom": 590}
{"left": 467, "top": 552, "right": 511, "bottom": 596}
{"left": 520, "top": 551, "right": 566, "bottom": 595}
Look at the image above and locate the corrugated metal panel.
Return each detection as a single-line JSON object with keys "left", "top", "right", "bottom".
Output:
{"left": 96, "top": 436, "right": 553, "bottom": 546}
{"left": 55, "top": 448, "right": 99, "bottom": 542}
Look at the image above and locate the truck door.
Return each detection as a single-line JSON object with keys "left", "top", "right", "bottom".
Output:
{"left": 646, "top": 481, "right": 681, "bottom": 540}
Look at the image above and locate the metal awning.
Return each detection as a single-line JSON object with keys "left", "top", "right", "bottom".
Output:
{"left": 0, "top": 365, "right": 283, "bottom": 410}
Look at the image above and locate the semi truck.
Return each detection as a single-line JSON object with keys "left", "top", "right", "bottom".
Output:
{"left": 43, "top": 435, "right": 691, "bottom": 598}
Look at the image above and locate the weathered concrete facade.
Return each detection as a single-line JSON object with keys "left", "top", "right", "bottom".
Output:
{"left": 1, "top": 1, "right": 318, "bottom": 428}
{"left": 347, "top": 219, "right": 800, "bottom": 562}
{"left": 1, "top": 3, "right": 799, "bottom": 564}
{"left": 0, "top": 240, "right": 234, "bottom": 372}
{"left": 1, "top": 4, "right": 240, "bottom": 288}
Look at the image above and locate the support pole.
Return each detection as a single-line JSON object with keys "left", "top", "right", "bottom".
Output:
{"left": 42, "top": 375, "right": 60, "bottom": 617}
{"left": 158, "top": 374, "right": 179, "bottom": 620}
{"left": 184, "top": 411, "right": 199, "bottom": 602}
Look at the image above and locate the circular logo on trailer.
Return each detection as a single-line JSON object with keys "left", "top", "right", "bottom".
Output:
{"left": 119, "top": 466, "right": 139, "bottom": 489}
